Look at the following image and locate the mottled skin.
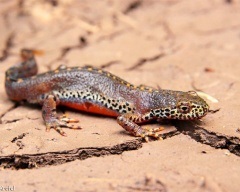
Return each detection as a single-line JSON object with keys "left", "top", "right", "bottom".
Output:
{"left": 5, "top": 50, "right": 209, "bottom": 140}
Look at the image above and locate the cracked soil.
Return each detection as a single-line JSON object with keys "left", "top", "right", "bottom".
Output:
{"left": 0, "top": 0, "right": 240, "bottom": 191}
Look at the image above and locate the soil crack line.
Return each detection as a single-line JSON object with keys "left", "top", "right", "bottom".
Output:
{"left": 127, "top": 46, "right": 180, "bottom": 71}
{"left": 0, "top": 103, "right": 19, "bottom": 124}
{"left": 123, "top": 0, "right": 142, "bottom": 14}
{"left": 0, "top": 33, "right": 15, "bottom": 62}
{"left": 46, "top": 36, "right": 88, "bottom": 68}
{"left": 0, "top": 130, "right": 178, "bottom": 170}
{"left": 173, "top": 121, "right": 240, "bottom": 156}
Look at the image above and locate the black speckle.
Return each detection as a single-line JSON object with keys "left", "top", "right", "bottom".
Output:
{"left": 155, "top": 109, "right": 160, "bottom": 113}
{"left": 165, "top": 113, "right": 170, "bottom": 116}
{"left": 122, "top": 110, "right": 127, "bottom": 113}
{"left": 165, "top": 109, "right": 170, "bottom": 112}
{"left": 127, "top": 107, "right": 131, "bottom": 111}
{"left": 126, "top": 103, "right": 129, "bottom": 106}
{"left": 170, "top": 111, "right": 175, "bottom": 114}
{"left": 119, "top": 105, "right": 122, "bottom": 110}
{"left": 122, "top": 105, "right": 126, "bottom": 109}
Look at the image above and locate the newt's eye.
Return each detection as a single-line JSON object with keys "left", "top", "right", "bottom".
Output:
{"left": 177, "top": 101, "right": 191, "bottom": 114}
{"left": 188, "top": 91, "right": 198, "bottom": 96}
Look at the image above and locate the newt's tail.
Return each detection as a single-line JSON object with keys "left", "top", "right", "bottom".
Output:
{"left": 5, "top": 49, "right": 38, "bottom": 82}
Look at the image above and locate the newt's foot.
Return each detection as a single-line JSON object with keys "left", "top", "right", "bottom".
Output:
{"left": 140, "top": 126, "right": 164, "bottom": 142}
{"left": 46, "top": 115, "right": 81, "bottom": 136}
{"left": 117, "top": 115, "right": 164, "bottom": 141}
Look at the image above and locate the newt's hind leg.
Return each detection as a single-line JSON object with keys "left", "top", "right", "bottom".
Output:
{"left": 117, "top": 114, "right": 164, "bottom": 141}
{"left": 42, "top": 95, "right": 81, "bottom": 136}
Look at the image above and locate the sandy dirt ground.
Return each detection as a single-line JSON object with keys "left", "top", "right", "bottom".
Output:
{"left": 0, "top": 0, "right": 240, "bottom": 191}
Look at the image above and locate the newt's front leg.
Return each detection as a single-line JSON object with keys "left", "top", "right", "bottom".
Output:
{"left": 117, "top": 113, "right": 164, "bottom": 141}
{"left": 42, "top": 95, "right": 81, "bottom": 136}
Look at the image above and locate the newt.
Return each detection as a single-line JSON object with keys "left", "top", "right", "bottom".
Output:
{"left": 5, "top": 49, "right": 209, "bottom": 140}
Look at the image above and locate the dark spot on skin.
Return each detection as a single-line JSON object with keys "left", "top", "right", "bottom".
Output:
{"left": 83, "top": 96, "right": 86, "bottom": 99}
{"left": 119, "top": 105, "right": 122, "bottom": 110}
{"left": 155, "top": 109, "right": 160, "bottom": 113}
{"left": 104, "top": 104, "right": 108, "bottom": 107}
{"left": 181, "top": 106, "right": 188, "bottom": 111}
{"left": 165, "top": 113, "right": 170, "bottom": 116}
{"left": 126, "top": 103, "right": 129, "bottom": 106}
{"left": 127, "top": 107, "right": 131, "bottom": 111}
{"left": 73, "top": 95, "right": 76, "bottom": 98}
{"left": 145, "top": 116, "right": 149, "bottom": 120}
{"left": 150, "top": 113, "right": 153, "bottom": 117}
{"left": 122, "top": 110, "right": 127, "bottom": 113}
{"left": 65, "top": 93, "right": 68, "bottom": 97}
{"left": 199, "top": 109, "right": 203, "bottom": 112}
{"left": 53, "top": 97, "right": 57, "bottom": 101}
{"left": 171, "top": 111, "right": 175, "bottom": 114}
{"left": 109, "top": 106, "right": 113, "bottom": 110}
{"left": 107, "top": 99, "right": 111, "bottom": 103}
{"left": 122, "top": 105, "right": 126, "bottom": 109}
{"left": 165, "top": 109, "right": 170, "bottom": 112}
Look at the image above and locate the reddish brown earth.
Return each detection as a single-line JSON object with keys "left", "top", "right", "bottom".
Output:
{"left": 0, "top": 0, "right": 240, "bottom": 191}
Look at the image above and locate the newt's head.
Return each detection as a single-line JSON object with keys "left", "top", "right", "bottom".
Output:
{"left": 152, "top": 91, "right": 209, "bottom": 120}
